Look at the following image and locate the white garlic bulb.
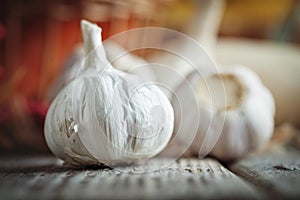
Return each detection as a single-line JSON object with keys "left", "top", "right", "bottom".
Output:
{"left": 44, "top": 20, "right": 174, "bottom": 166}
{"left": 172, "top": 66, "right": 275, "bottom": 161}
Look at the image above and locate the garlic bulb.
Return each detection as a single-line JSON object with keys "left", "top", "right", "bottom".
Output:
{"left": 172, "top": 66, "right": 275, "bottom": 161}
{"left": 44, "top": 20, "right": 174, "bottom": 166}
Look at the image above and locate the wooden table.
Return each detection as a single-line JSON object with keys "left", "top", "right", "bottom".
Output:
{"left": 0, "top": 125, "right": 299, "bottom": 199}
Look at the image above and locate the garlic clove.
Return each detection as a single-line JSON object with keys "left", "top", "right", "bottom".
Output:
{"left": 44, "top": 20, "right": 174, "bottom": 166}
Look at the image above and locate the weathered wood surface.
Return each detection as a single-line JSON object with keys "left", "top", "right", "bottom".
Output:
{"left": 0, "top": 157, "right": 259, "bottom": 200}
{"left": 1, "top": 125, "right": 299, "bottom": 199}
{"left": 230, "top": 124, "right": 300, "bottom": 199}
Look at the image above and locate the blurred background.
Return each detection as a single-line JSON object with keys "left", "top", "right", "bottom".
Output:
{"left": 0, "top": 0, "right": 299, "bottom": 154}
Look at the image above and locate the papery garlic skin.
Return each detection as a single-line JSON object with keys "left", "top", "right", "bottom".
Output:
{"left": 44, "top": 20, "right": 174, "bottom": 166}
{"left": 172, "top": 66, "right": 275, "bottom": 161}
{"left": 49, "top": 39, "right": 156, "bottom": 101}
{"left": 104, "top": 41, "right": 156, "bottom": 83}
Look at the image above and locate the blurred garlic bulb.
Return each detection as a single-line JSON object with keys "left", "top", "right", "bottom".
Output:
{"left": 172, "top": 66, "right": 275, "bottom": 161}
{"left": 149, "top": 43, "right": 217, "bottom": 100}
{"left": 44, "top": 20, "right": 174, "bottom": 166}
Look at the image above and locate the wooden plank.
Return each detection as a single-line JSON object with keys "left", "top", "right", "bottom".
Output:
{"left": 230, "top": 124, "right": 300, "bottom": 199}
{"left": 0, "top": 157, "right": 260, "bottom": 199}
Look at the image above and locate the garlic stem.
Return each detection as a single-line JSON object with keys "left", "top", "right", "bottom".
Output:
{"left": 80, "top": 20, "right": 108, "bottom": 70}
{"left": 81, "top": 20, "right": 102, "bottom": 54}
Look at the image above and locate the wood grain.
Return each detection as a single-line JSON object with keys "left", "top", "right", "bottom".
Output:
{"left": 0, "top": 157, "right": 259, "bottom": 199}
{"left": 230, "top": 125, "right": 300, "bottom": 199}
